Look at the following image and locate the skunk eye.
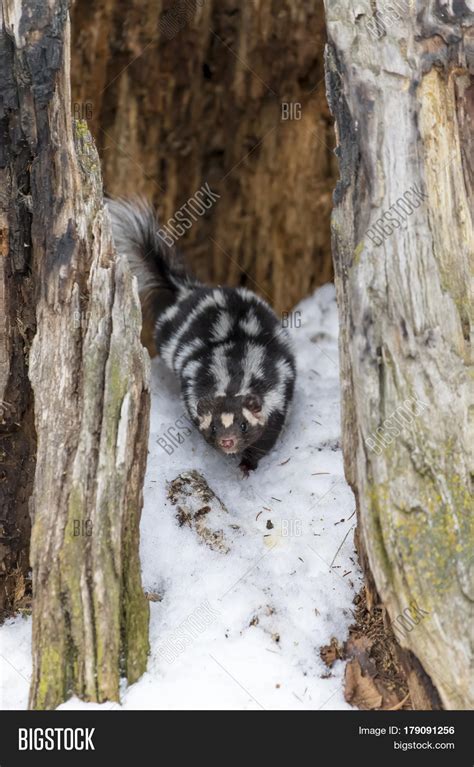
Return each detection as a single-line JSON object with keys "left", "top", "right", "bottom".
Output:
{"left": 211, "top": 424, "right": 217, "bottom": 434}
{"left": 240, "top": 421, "right": 248, "bottom": 433}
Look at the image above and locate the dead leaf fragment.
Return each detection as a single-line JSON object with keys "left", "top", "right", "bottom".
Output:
{"left": 320, "top": 636, "right": 344, "bottom": 667}
{"left": 344, "top": 659, "right": 383, "bottom": 710}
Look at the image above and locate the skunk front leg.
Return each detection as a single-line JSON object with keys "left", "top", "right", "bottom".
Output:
{"left": 239, "top": 411, "right": 285, "bottom": 475}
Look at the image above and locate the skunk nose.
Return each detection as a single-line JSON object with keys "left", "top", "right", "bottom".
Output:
{"left": 220, "top": 438, "right": 235, "bottom": 449}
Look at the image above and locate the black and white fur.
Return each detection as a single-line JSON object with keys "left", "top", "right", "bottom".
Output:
{"left": 107, "top": 198, "right": 296, "bottom": 473}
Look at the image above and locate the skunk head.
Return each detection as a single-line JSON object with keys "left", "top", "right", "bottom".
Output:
{"left": 196, "top": 393, "right": 266, "bottom": 454}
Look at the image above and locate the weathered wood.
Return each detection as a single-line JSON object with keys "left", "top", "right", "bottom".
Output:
{"left": 2, "top": 0, "right": 150, "bottom": 709}
{"left": 69, "top": 0, "right": 336, "bottom": 313}
{"left": 168, "top": 470, "right": 234, "bottom": 553}
{"left": 324, "top": 1, "right": 473, "bottom": 709}
{"left": 0, "top": 2, "right": 36, "bottom": 620}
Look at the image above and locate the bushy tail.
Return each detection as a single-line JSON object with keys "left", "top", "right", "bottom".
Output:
{"left": 107, "top": 198, "right": 196, "bottom": 314}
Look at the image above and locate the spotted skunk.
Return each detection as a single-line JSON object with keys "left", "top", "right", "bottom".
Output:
{"left": 107, "top": 198, "right": 296, "bottom": 474}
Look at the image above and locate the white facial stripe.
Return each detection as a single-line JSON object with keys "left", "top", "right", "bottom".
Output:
{"left": 221, "top": 412, "right": 234, "bottom": 428}
{"left": 242, "top": 407, "right": 265, "bottom": 426}
{"left": 199, "top": 413, "right": 212, "bottom": 430}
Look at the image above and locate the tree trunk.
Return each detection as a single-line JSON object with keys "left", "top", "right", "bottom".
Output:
{"left": 2, "top": 0, "right": 150, "bottom": 709}
{"left": 0, "top": 5, "right": 36, "bottom": 619}
{"left": 69, "top": 0, "right": 336, "bottom": 315}
{"left": 324, "top": 1, "right": 473, "bottom": 710}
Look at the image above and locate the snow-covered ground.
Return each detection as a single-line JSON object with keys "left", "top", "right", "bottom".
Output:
{"left": 0, "top": 284, "right": 361, "bottom": 711}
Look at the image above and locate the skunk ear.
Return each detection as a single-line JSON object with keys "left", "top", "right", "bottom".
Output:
{"left": 243, "top": 393, "right": 262, "bottom": 413}
{"left": 197, "top": 397, "right": 213, "bottom": 416}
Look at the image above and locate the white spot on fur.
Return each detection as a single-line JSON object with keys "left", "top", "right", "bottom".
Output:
{"left": 199, "top": 413, "right": 212, "bottom": 430}
{"left": 242, "top": 407, "right": 265, "bottom": 426}
{"left": 221, "top": 412, "right": 234, "bottom": 428}
{"left": 212, "top": 289, "right": 227, "bottom": 308}
{"left": 239, "top": 311, "right": 262, "bottom": 337}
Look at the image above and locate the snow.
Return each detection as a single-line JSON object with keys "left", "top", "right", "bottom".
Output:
{"left": 0, "top": 616, "right": 31, "bottom": 710}
{"left": 0, "top": 284, "right": 361, "bottom": 711}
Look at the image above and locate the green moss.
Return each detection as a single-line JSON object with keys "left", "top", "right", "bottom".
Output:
{"left": 366, "top": 480, "right": 394, "bottom": 577}
{"left": 33, "top": 643, "right": 65, "bottom": 710}
{"left": 364, "top": 437, "right": 472, "bottom": 603}
{"left": 73, "top": 119, "right": 101, "bottom": 185}
{"left": 353, "top": 241, "right": 365, "bottom": 266}
{"left": 122, "top": 585, "right": 150, "bottom": 684}
{"left": 121, "top": 496, "right": 150, "bottom": 684}
{"left": 74, "top": 119, "right": 89, "bottom": 139}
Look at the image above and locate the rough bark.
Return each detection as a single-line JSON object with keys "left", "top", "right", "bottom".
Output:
{"left": 0, "top": 3, "right": 36, "bottom": 620}
{"left": 69, "top": 0, "right": 337, "bottom": 314}
{"left": 324, "top": 1, "right": 473, "bottom": 709}
{"left": 2, "top": 0, "right": 150, "bottom": 709}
